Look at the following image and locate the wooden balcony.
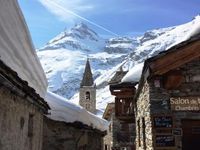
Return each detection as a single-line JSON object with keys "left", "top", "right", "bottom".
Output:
{"left": 115, "top": 97, "right": 135, "bottom": 123}
{"left": 109, "top": 83, "right": 136, "bottom": 97}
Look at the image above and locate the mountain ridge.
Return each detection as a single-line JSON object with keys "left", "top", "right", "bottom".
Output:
{"left": 37, "top": 16, "right": 200, "bottom": 116}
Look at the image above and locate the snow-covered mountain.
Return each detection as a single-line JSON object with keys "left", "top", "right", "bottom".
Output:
{"left": 37, "top": 16, "right": 200, "bottom": 115}
{"left": 37, "top": 23, "right": 135, "bottom": 102}
{"left": 40, "top": 23, "right": 105, "bottom": 52}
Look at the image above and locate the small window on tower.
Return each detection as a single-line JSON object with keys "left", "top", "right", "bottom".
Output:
{"left": 85, "top": 91, "right": 90, "bottom": 100}
{"left": 86, "top": 104, "right": 90, "bottom": 110}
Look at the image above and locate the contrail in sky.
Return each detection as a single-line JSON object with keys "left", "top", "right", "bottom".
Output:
{"left": 46, "top": 0, "right": 119, "bottom": 36}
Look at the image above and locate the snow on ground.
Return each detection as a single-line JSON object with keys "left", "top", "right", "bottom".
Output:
{"left": 0, "top": 0, "right": 47, "bottom": 98}
{"left": 45, "top": 91, "right": 109, "bottom": 131}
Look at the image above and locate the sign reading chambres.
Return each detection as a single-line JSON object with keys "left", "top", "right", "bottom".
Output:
{"left": 170, "top": 97, "right": 200, "bottom": 111}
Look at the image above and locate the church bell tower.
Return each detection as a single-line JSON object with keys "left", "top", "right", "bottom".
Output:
{"left": 79, "top": 59, "right": 96, "bottom": 113}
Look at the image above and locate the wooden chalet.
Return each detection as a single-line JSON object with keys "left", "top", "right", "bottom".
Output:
{"left": 109, "top": 70, "right": 137, "bottom": 123}
{"left": 135, "top": 34, "right": 200, "bottom": 150}
{"left": 108, "top": 70, "right": 137, "bottom": 150}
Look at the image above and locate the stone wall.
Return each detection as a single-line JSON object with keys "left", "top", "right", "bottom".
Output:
{"left": 43, "top": 117, "right": 104, "bottom": 150}
{"left": 79, "top": 86, "right": 96, "bottom": 113}
{"left": 0, "top": 86, "right": 44, "bottom": 150}
{"left": 136, "top": 58, "right": 200, "bottom": 150}
{"left": 103, "top": 114, "right": 113, "bottom": 150}
{"left": 103, "top": 112, "right": 121, "bottom": 150}
{"left": 149, "top": 58, "right": 200, "bottom": 150}
{"left": 136, "top": 81, "right": 153, "bottom": 150}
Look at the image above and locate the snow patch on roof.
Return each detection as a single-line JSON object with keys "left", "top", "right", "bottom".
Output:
{"left": 121, "top": 63, "right": 144, "bottom": 83}
{"left": 184, "top": 15, "right": 200, "bottom": 40}
{"left": 0, "top": 0, "right": 47, "bottom": 98}
{"left": 45, "top": 91, "right": 109, "bottom": 131}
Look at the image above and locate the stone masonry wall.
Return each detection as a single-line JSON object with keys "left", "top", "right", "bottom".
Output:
{"left": 148, "top": 58, "right": 200, "bottom": 150}
{"left": 136, "top": 81, "right": 153, "bottom": 150}
{"left": 0, "top": 86, "right": 44, "bottom": 150}
{"left": 103, "top": 113, "right": 114, "bottom": 150}
{"left": 103, "top": 112, "right": 121, "bottom": 150}
{"left": 43, "top": 117, "right": 104, "bottom": 150}
{"left": 79, "top": 86, "right": 96, "bottom": 113}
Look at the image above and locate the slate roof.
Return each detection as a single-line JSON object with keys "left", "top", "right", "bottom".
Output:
{"left": 80, "top": 59, "right": 94, "bottom": 87}
{"left": 109, "top": 70, "right": 128, "bottom": 85}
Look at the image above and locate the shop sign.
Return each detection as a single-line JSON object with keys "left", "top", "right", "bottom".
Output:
{"left": 170, "top": 97, "right": 200, "bottom": 111}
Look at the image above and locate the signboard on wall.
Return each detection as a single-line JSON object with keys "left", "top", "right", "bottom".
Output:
{"left": 153, "top": 116, "right": 173, "bottom": 128}
{"left": 170, "top": 97, "right": 200, "bottom": 111}
{"left": 155, "top": 135, "right": 175, "bottom": 147}
{"left": 172, "top": 128, "right": 182, "bottom": 136}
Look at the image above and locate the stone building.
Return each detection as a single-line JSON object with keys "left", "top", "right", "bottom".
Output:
{"left": 43, "top": 91, "right": 108, "bottom": 150}
{"left": 135, "top": 34, "right": 200, "bottom": 150}
{"left": 103, "top": 103, "right": 115, "bottom": 150}
{"left": 103, "top": 103, "right": 121, "bottom": 150}
{"left": 0, "top": 1, "right": 50, "bottom": 150}
{"left": 79, "top": 59, "right": 96, "bottom": 113}
{"left": 0, "top": 61, "right": 49, "bottom": 150}
{"left": 104, "top": 70, "right": 136, "bottom": 150}
{"left": 43, "top": 117, "right": 105, "bottom": 150}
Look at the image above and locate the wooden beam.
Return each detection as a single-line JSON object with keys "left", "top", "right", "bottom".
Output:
{"left": 150, "top": 41, "right": 200, "bottom": 75}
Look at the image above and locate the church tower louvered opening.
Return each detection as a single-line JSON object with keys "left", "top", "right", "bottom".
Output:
{"left": 79, "top": 59, "right": 96, "bottom": 114}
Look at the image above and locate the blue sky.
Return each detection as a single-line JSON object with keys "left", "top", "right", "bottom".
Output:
{"left": 18, "top": 0, "right": 200, "bottom": 48}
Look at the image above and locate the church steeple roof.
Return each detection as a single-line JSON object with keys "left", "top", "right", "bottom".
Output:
{"left": 80, "top": 59, "right": 94, "bottom": 87}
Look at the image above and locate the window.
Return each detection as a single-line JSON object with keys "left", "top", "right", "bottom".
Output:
{"left": 137, "top": 119, "right": 141, "bottom": 147}
{"left": 105, "top": 144, "right": 108, "bottom": 150}
{"left": 142, "top": 117, "right": 146, "bottom": 150}
{"left": 20, "top": 117, "right": 25, "bottom": 129}
{"left": 85, "top": 91, "right": 90, "bottom": 100}
{"left": 130, "top": 136, "right": 135, "bottom": 143}
{"left": 28, "top": 114, "right": 34, "bottom": 137}
{"left": 86, "top": 104, "right": 90, "bottom": 110}
{"left": 109, "top": 124, "right": 112, "bottom": 132}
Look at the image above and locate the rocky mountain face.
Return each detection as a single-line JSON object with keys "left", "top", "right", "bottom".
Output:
{"left": 37, "top": 16, "right": 200, "bottom": 114}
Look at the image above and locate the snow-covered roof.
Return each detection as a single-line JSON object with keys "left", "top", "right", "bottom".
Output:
{"left": 0, "top": 0, "right": 47, "bottom": 98}
{"left": 121, "top": 63, "right": 144, "bottom": 83}
{"left": 45, "top": 91, "right": 109, "bottom": 132}
{"left": 184, "top": 15, "right": 200, "bottom": 40}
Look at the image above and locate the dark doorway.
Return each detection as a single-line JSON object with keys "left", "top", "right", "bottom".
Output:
{"left": 182, "top": 119, "right": 200, "bottom": 150}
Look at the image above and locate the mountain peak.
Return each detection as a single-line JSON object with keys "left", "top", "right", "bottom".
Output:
{"left": 40, "top": 22, "right": 105, "bottom": 51}
{"left": 71, "top": 22, "right": 99, "bottom": 39}
{"left": 74, "top": 22, "right": 89, "bottom": 30}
